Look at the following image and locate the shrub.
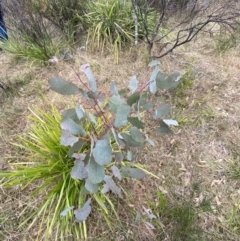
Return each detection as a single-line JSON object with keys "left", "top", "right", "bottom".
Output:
{"left": 32, "top": 0, "right": 88, "bottom": 40}
{"left": 0, "top": 61, "right": 181, "bottom": 239}
{"left": 2, "top": 0, "right": 73, "bottom": 63}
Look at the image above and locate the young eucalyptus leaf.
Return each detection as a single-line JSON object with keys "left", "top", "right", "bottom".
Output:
{"left": 111, "top": 165, "right": 122, "bottom": 180}
{"left": 130, "top": 127, "right": 144, "bottom": 143}
{"left": 127, "top": 92, "right": 140, "bottom": 106}
{"left": 149, "top": 66, "right": 160, "bottom": 94}
{"left": 60, "top": 129, "right": 79, "bottom": 147}
{"left": 114, "top": 152, "right": 124, "bottom": 162}
{"left": 48, "top": 77, "right": 79, "bottom": 95}
{"left": 101, "top": 185, "right": 109, "bottom": 195}
{"left": 83, "top": 151, "right": 91, "bottom": 165}
{"left": 146, "top": 138, "right": 155, "bottom": 147}
{"left": 92, "top": 134, "right": 112, "bottom": 166}
{"left": 153, "top": 104, "right": 170, "bottom": 119}
{"left": 80, "top": 64, "right": 97, "bottom": 93}
{"left": 75, "top": 105, "right": 85, "bottom": 120}
{"left": 163, "top": 119, "right": 179, "bottom": 126}
{"left": 156, "top": 71, "right": 181, "bottom": 90}
{"left": 85, "top": 178, "right": 98, "bottom": 193}
{"left": 110, "top": 82, "right": 119, "bottom": 96}
{"left": 127, "top": 151, "right": 133, "bottom": 161}
{"left": 87, "top": 112, "right": 97, "bottom": 125}
{"left": 168, "top": 71, "right": 181, "bottom": 82}
{"left": 74, "top": 198, "right": 91, "bottom": 222}
{"left": 149, "top": 80, "right": 157, "bottom": 95}
{"left": 71, "top": 160, "right": 88, "bottom": 180}
{"left": 114, "top": 104, "right": 131, "bottom": 128}
{"left": 109, "top": 95, "right": 126, "bottom": 113}
{"left": 138, "top": 92, "right": 148, "bottom": 106}
{"left": 87, "top": 156, "right": 105, "bottom": 184}
{"left": 61, "top": 118, "right": 87, "bottom": 136}
{"left": 148, "top": 60, "right": 160, "bottom": 67}
{"left": 128, "top": 75, "right": 138, "bottom": 93}
{"left": 127, "top": 117, "right": 144, "bottom": 129}
{"left": 143, "top": 102, "right": 154, "bottom": 111}
{"left": 60, "top": 206, "right": 74, "bottom": 217}
{"left": 143, "top": 206, "right": 157, "bottom": 219}
{"left": 118, "top": 89, "right": 128, "bottom": 96}
{"left": 72, "top": 153, "right": 86, "bottom": 161}
{"left": 62, "top": 108, "right": 79, "bottom": 122}
{"left": 67, "top": 140, "right": 85, "bottom": 157}
{"left": 121, "top": 133, "right": 141, "bottom": 147}
{"left": 79, "top": 88, "right": 89, "bottom": 100}
{"left": 134, "top": 212, "right": 141, "bottom": 225}
{"left": 120, "top": 167, "right": 145, "bottom": 180}
{"left": 157, "top": 120, "right": 173, "bottom": 135}
{"left": 102, "top": 175, "right": 123, "bottom": 199}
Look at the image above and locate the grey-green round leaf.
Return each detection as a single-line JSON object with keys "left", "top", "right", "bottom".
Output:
{"left": 49, "top": 77, "right": 79, "bottom": 95}
{"left": 127, "top": 151, "right": 133, "bottom": 161}
{"left": 110, "top": 82, "right": 119, "bottom": 96}
{"left": 153, "top": 104, "right": 170, "bottom": 119}
{"left": 87, "top": 112, "right": 97, "bottom": 125}
{"left": 75, "top": 105, "right": 85, "bottom": 120}
{"left": 67, "top": 140, "right": 85, "bottom": 157}
{"left": 87, "top": 157, "right": 105, "bottom": 184}
{"left": 127, "top": 92, "right": 140, "bottom": 106}
{"left": 71, "top": 160, "right": 88, "bottom": 180}
{"left": 120, "top": 167, "right": 145, "bottom": 180}
{"left": 128, "top": 75, "right": 138, "bottom": 93}
{"left": 61, "top": 118, "right": 87, "bottom": 136}
{"left": 148, "top": 60, "right": 160, "bottom": 67}
{"left": 163, "top": 119, "right": 179, "bottom": 126}
{"left": 111, "top": 165, "right": 122, "bottom": 180}
{"left": 121, "top": 133, "right": 141, "bottom": 147}
{"left": 127, "top": 117, "right": 144, "bottom": 129}
{"left": 115, "top": 152, "right": 124, "bottom": 162}
{"left": 130, "top": 127, "right": 144, "bottom": 143}
{"left": 143, "top": 102, "right": 154, "bottom": 111}
{"left": 114, "top": 104, "right": 131, "bottom": 128}
{"left": 149, "top": 66, "right": 160, "bottom": 94}
{"left": 157, "top": 120, "right": 173, "bottom": 135}
{"left": 60, "top": 206, "right": 74, "bottom": 217}
{"left": 146, "top": 138, "right": 155, "bottom": 147}
{"left": 85, "top": 178, "right": 98, "bottom": 193}
{"left": 74, "top": 199, "right": 91, "bottom": 222}
{"left": 62, "top": 108, "right": 79, "bottom": 122}
{"left": 60, "top": 130, "right": 79, "bottom": 147}
{"left": 109, "top": 95, "right": 126, "bottom": 113}
{"left": 92, "top": 135, "right": 112, "bottom": 166}
{"left": 80, "top": 64, "right": 97, "bottom": 93}
{"left": 102, "top": 175, "right": 123, "bottom": 199}
{"left": 156, "top": 71, "right": 181, "bottom": 90}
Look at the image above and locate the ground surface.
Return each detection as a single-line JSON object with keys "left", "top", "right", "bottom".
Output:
{"left": 1, "top": 33, "right": 240, "bottom": 241}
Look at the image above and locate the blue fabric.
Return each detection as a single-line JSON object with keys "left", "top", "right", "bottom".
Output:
{"left": 0, "top": 7, "right": 8, "bottom": 40}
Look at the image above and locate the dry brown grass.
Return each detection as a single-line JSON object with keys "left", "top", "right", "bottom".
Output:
{"left": 1, "top": 28, "right": 240, "bottom": 240}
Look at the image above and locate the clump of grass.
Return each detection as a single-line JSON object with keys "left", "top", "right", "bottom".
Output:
{"left": 214, "top": 33, "right": 237, "bottom": 54}
{"left": 1, "top": 35, "right": 66, "bottom": 64}
{"left": 84, "top": 0, "right": 135, "bottom": 61}
{"left": 147, "top": 190, "right": 211, "bottom": 241}
{"left": 174, "top": 66, "right": 195, "bottom": 98}
{"left": 0, "top": 103, "right": 118, "bottom": 240}
{"left": 84, "top": 0, "right": 158, "bottom": 62}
